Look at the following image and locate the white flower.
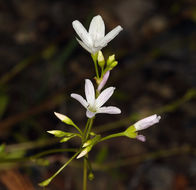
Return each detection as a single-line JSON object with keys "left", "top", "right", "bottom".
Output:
{"left": 134, "top": 114, "right": 161, "bottom": 131}
{"left": 133, "top": 114, "right": 161, "bottom": 142}
{"left": 72, "top": 15, "right": 123, "bottom": 54}
{"left": 71, "top": 79, "right": 121, "bottom": 118}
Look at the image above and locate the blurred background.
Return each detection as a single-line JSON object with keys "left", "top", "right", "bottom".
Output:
{"left": 0, "top": 0, "right": 196, "bottom": 189}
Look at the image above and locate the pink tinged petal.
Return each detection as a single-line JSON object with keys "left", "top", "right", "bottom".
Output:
{"left": 96, "top": 25, "right": 123, "bottom": 47}
{"left": 72, "top": 20, "right": 93, "bottom": 47}
{"left": 89, "top": 15, "right": 105, "bottom": 42}
{"left": 76, "top": 38, "right": 93, "bottom": 53}
{"left": 136, "top": 135, "right": 146, "bottom": 142}
{"left": 85, "top": 79, "right": 95, "bottom": 105}
{"left": 95, "top": 87, "right": 115, "bottom": 108}
{"left": 97, "top": 106, "right": 121, "bottom": 114}
{"left": 134, "top": 114, "right": 161, "bottom": 131}
{"left": 70, "top": 93, "right": 88, "bottom": 108}
{"left": 86, "top": 110, "right": 96, "bottom": 118}
{"left": 97, "top": 71, "right": 110, "bottom": 92}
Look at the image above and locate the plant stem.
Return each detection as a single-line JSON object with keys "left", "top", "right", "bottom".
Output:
{"left": 83, "top": 119, "right": 90, "bottom": 141}
{"left": 91, "top": 54, "right": 99, "bottom": 79}
{"left": 82, "top": 117, "right": 95, "bottom": 189}
{"left": 100, "top": 132, "right": 124, "bottom": 142}
{"left": 83, "top": 157, "right": 88, "bottom": 190}
{"left": 39, "top": 151, "right": 79, "bottom": 187}
{"left": 85, "top": 118, "right": 94, "bottom": 140}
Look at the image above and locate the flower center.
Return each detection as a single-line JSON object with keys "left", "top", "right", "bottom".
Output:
{"left": 88, "top": 104, "right": 97, "bottom": 113}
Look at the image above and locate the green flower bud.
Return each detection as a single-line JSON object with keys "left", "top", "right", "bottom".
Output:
{"left": 54, "top": 112, "right": 75, "bottom": 126}
{"left": 47, "top": 130, "right": 73, "bottom": 138}
{"left": 77, "top": 145, "right": 92, "bottom": 159}
{"left": 88, "top": 172, "right": 94, "bottom": 180}
{"left": 97, "top": 51, "right": 105, "bottom": 68}
{"left": 108, "top": 61, "right": 118, "bottom": 70}
{"left": 107, "top": 54, "right": 115, "bottom": 66}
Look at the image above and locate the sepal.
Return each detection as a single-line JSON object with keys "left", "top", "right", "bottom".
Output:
{"left": 124, "top": 125, "right": 138, "bottom": 138}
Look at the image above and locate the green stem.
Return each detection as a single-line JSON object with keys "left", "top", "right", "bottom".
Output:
{"left": 73, "top": 123, "right": 83, "bottom": 135}
{"left": 83, "top": 157, "right": 88, "bottom": 190}
{"left": 91, "top": 54, "right": 99, "bottom": 79}
{"left": 82, "top": 117, "right": 94, "bottom": 190}
{"left": 85, "top": 118, "right": 94, "bottom": 141}
{"left": 39, "top": 151, "right": 79, "bottom": 187}
{"left": 30, "top": 148, "right": 77, "bottom": 160}
{"left": 100, "top": 132, "right": 124, "bottom": 142}
{"left": 83, "top": 119, "right": 90, "bottom": 142}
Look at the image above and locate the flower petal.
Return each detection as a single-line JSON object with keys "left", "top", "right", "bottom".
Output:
{"left": 96, "top": 25, "right": 123, "bottom": 47}
{"left": 72, "top": 20, "right": 93, "bottom": 47}
{"left": 85, "top": 79, "right": 95, "bottom": 105}
{"left": 89, "top": 15, "right": 105, "bottom": 42}
{"left": 86, "top": 110, "right": 96, "bottom": 118}
{"left": 76, "top": 38, "right": 93, "bottom": 53}
{"left": 95, "top": 87, "right": 115, "bottom": 108}
{"left": 97, "top": 106, "right": 121, "bottom": 114}
{"left": 70, "top": 93, "right": 88, "bottom": 108}
{"left": 134, "top": 114, "right": 161, "bottom": 131}
{"left": 97, "top": 71, "right": 110, "bottom": 92}
{"left": 136, "top": 135, "right": 146, "bottom": 142}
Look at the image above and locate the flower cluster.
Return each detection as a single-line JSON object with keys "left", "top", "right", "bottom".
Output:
{"left": 39, "top": 15, "right": 161, "bottom": 188}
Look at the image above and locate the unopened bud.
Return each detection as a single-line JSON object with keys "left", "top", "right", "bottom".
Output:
{"left": 97, "top": 51, "right": 105, "bottom": 67}
{"left": 107, "top": 55, "right": 115, "bottom": 66}
{"left": 97, "top": 71, "right": 110, "bottom": 92}
{"left": 108, "top": 61, "right": 118, "bottom": 70}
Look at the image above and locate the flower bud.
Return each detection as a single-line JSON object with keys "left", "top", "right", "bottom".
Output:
{"left": 108, "top": 61, "right": 118, "bottom": 70}
{"left": 88, "top": 172, "right": 94, "bottom": 180}
{"left": 97, "top": 51, "right": 105, "bottom": 67}
{"left": 54, "top": 112, "right": 75, "bottom": 126}
{"left": 134, "top": 114, "right": 161, "bottom": 131}
{"left": 77, "top": 146, "right": 92, "bottom": 159}
{"left": 97, "top": 71, "right": 110, "bottom": 92}
{"left": 107, "top": 55, "right": 115, "bottom": 66}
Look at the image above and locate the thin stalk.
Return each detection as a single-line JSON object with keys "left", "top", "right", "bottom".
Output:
{"left": 94, "top": 61, "right": 99, "bottom": 79}
{"left": 85, "top": 118, "right": 94, "bottom": 140}
{"left": 91, "top": 54, "right": 99, "bottom": 79}
{"left": 83, "top": 157, "right": 88, "bottom": 190}
{"left": 82, "top": 117, "right": 95, "bottom": 190}
{"left": 100, "top": 132, "right": 124, "bottom": 142}
{"left": 83, "top": 119, "right": 90, "bottom": 142}
{"left": 39, "top": 151, "right": 79, "bottom": 187}
{"left": 72, "top": 123, "right": 83, "bottom": 135}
